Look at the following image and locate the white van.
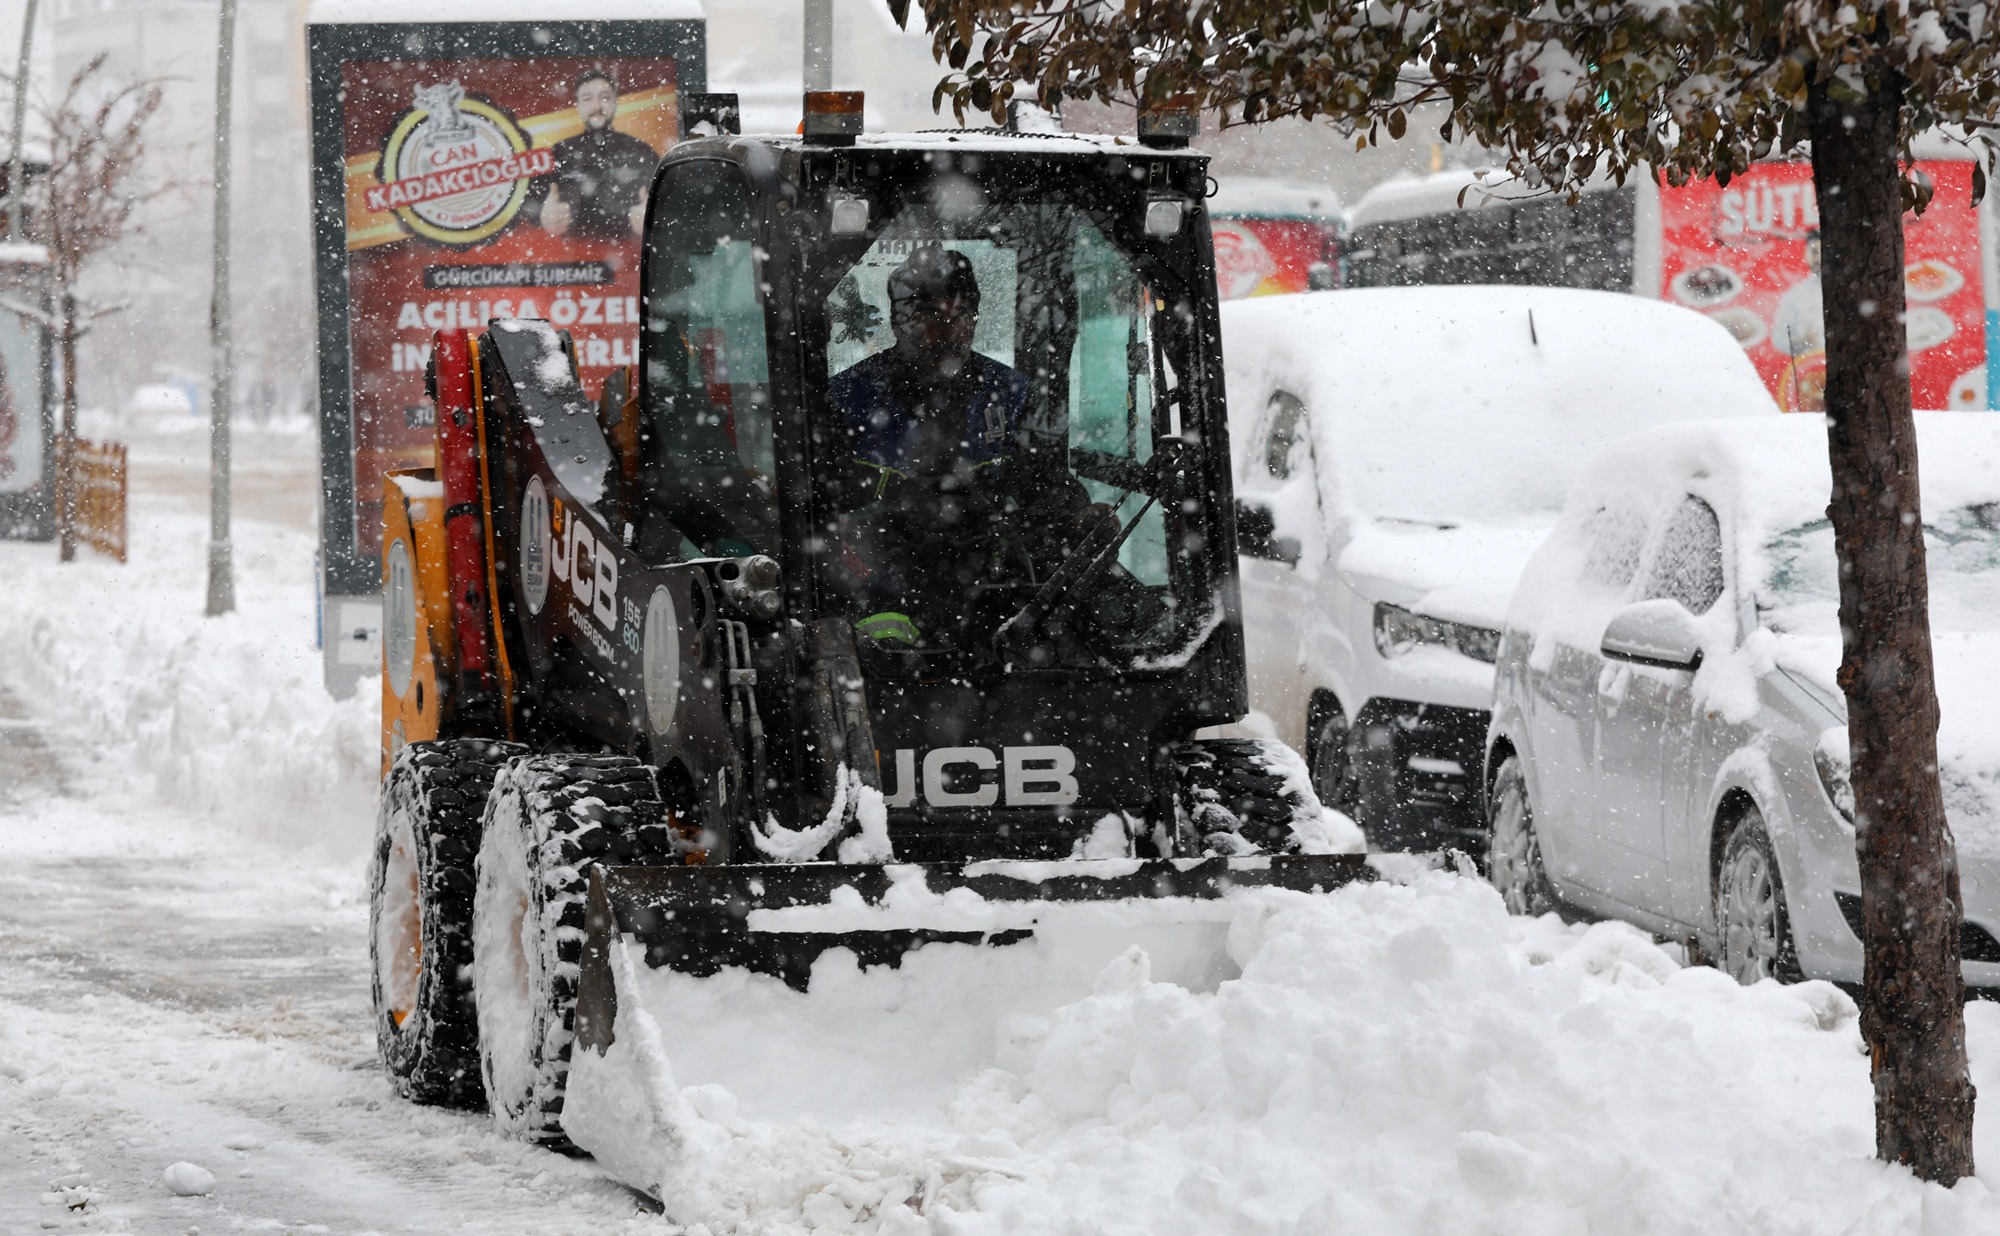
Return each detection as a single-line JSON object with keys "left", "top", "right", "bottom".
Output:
{"left": 1223, "top": 285, "right": 1774, "bottom": 851}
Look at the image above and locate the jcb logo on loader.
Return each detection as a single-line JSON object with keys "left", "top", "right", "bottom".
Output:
{"left": 881, "top": 745, "right": 1079, "bottom": 808}
{"left": 520, "top": 476, "right": 617, "bottom": 632}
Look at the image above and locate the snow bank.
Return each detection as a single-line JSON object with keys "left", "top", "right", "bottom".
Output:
{"left": 0, "top": 424, "right": 377, "bottom": 863}
{"left": 568, "top": 871, "right": 2000, "bottom": 1233}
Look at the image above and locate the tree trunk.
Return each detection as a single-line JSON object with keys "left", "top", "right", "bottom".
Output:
{"left": 1807, "top": 68, "right": 1974, "bottom": 1183}
{"left": 55, "top": 291, "right": 77, "bottom": 564}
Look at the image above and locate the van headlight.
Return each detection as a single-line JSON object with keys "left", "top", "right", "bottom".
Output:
{"left": 1372, "top": 602, "right": 1501, "bottom": 664}
{"left": 1814, "top": 728, "right": 1856, "bottom": 825}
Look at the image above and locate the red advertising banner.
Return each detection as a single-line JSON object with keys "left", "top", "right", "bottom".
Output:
{"left": 1210, "top": 217, "right": 1338, "bottom": 299}
{"left": 1658, "top": 160, "right": 1987, "bottom": 413}
{"left": 339, "top": 55, "right": 680, "bottom": 561}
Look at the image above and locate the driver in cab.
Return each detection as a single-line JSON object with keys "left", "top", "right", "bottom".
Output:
{"left": 828, "top": 244, "right": 1103, "bottom": 650}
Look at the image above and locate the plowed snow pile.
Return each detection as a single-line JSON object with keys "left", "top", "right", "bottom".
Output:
{"left": 570, "top": 874, "right": 2000, "bottom": 1234}
{"left": 0, "top": 418, "right": 377, "bottom": 863}
{"left": 7, "top": 423, "right": 2000, "bottom": 1234}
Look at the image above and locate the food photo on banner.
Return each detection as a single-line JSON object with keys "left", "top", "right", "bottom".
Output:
{"left": 1658, "top": 160, "right": 1991, "bottom": 414}
{"left": 341, "top": 55, "right": 679, "bottom": 563}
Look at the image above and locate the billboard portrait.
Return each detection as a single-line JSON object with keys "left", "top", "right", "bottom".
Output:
{"left": 1659, "top": 160, "right": 1989, "bottom": 413}
{"left": 309, "top": 19, "right": 706, "bottom": 610}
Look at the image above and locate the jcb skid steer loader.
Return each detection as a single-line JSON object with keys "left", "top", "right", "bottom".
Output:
{"left": 369, "top": 92, "right": 1366, "bottom": 1208}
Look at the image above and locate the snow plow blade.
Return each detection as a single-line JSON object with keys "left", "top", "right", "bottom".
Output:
{"left": 575, "top": 853, "right": 1371, "bottom": 1008}
{"left": 562, "top": 854, "right": 1368, "bottom": 1216}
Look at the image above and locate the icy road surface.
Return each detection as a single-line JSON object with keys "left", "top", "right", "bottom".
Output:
{"left": 9, "top": 419, "right": 2000, "bottom": 1234}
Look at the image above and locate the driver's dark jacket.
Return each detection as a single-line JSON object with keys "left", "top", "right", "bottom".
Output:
{"left": 828, "top": 349, "right": 1028, "bottom": 492}
{"left": 826, "top": 349, "right": 1031, "bottom": 616}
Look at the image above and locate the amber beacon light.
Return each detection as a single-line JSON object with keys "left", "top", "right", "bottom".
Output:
{"left": 803, "top": 90, "right": 864, "bottom": 145}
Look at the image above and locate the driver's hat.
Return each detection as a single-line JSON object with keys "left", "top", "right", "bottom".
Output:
{"left": 888, "top": 244, "right": 979, "bottom": 324}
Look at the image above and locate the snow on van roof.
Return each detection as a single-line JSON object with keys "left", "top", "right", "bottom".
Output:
{"left": 1207, "top": 177, "right": 1342, "bottom": 222}
{"left": 1346, "top": 167, "right": 1622, "bottom": 230}
{"left": 307, "top": 0, "right": 703, "bottom": 22}
{"left": 1221, "top": 285, "right": 1777, "bottom": 528}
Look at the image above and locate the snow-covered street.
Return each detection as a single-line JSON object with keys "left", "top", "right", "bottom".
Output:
{"left": 0, "top": 423, "right": 670, "bottom": 1233}
{"left": 11, "top": 425, "right": 2000, "bottom": 1233}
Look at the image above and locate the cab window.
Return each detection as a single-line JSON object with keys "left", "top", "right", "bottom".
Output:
{"left": 637, "top": 161, "right": 776, "bottom": 562}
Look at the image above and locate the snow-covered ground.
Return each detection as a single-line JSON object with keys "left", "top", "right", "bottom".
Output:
{"left": 9, "top": 422, "right": 2000, "bottom": 1233}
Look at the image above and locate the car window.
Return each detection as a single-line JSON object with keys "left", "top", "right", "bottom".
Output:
{"left": 1581, "top": 504, "right": 1648, "bottom": 588}
{"left": 1644, "top": 496, "right": 1724, "bottom": 614}
{"left": 1264, "top": 391, "right": 1308, "bottom": 479}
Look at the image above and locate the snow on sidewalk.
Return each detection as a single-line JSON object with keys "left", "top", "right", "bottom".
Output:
{"left": 0, "top": 420, "right": 377, "bottom": 865}
{"left": 5, "top": 429, "right": 2000, "bottom": 1233}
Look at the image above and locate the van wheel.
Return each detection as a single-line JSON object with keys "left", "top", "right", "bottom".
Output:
{"left": 1485, "top": 757, "right": 1553, "bottom": 916}
{"left": 1717, "top": 809, "right": 1801, "bottom": 984}
{"left": 1308, "top": 700, "right": 1354, "bottom": 812}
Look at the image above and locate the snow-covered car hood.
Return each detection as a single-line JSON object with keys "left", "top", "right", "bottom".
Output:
{"left": 1775, "top": 632, "right": 2000, "bottom": 856}
{"left": 1338, "top": 519, "right": 1553, "bottom": 630}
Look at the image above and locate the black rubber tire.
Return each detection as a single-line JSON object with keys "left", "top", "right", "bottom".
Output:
{"left": 369, "top": 737, "right": 524, "bottom": 1108}
{"left": 1307, "top": 698, "right": 1355, "bottom": 813}
{"left": 1484, "top": 756, "right": 1555, "bottom": 917}
{"left": 1716, "top": 808, "right": 1803, "bottom": 984}
{"left": 1171, "top": 738, "right": 1324, "bottom": 856}
{"left": 472, "top": 753, "right": 679, "bottom": 1151}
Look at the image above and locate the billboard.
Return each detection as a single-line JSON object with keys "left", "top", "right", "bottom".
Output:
{"left": 1659, "top": 160, "right": 1990, "bottom": 413}
{"left": 1209, "top": 217, "right": 1339, "bottom": 299}
{"left": 0, "top": 254, "right": 54, "bottom": 541}
{"left": 308, "top": 18, "right": 706, "bottom": 629}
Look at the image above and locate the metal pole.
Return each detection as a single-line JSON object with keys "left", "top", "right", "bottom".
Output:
{"left": 804, "top": 0, "right": 832, "bottom": 93}
{"left": 205, "top": 0, "right": 236, "bottom": 615}
{"left": 8, "top": 0, "right": 36, "bottom": 242}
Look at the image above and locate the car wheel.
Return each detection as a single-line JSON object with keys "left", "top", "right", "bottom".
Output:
{"left": 1308, "top": 700, "right": 1354, "bottom": 812}
{"left": 1485, "top": 756, "right": 1553, "bottom": 916}
{"left": 1717, "top": 809, "right": 1801, "bottom": 984}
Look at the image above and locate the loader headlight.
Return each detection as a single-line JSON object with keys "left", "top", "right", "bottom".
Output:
{"left": 1372, "top": 602, "right": 1500, "bottom": 664}
{"left": 1814, "top": 728, "right": 1856, "bottom": 826}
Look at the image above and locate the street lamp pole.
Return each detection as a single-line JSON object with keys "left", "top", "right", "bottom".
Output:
{"left": 804, "top": 0, "right": 832, "bottom": 93}
{"left": 8, "top": 0, "right": 36, "bottom": 242}
{"left": 205, "top": 0, "right": 237, "bottom": 615}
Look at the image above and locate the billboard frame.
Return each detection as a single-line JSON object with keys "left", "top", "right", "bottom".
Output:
{"left": 306, "top": 18, "right": 706, "bottom": 600}
{"left": 0, "top": 253, "right": 57, "bottom": 542}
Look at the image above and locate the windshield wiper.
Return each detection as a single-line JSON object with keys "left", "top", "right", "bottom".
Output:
{"left": 995, "top": 491, "right": 1157, "bottom": 666}
{"left": 994, "top": 438, "right": 1189, "bottom": 665}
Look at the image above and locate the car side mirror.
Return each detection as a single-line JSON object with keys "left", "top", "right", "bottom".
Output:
{"left": 1236, "top": 499, "right": 1300, "bottom": 566}
{"left": 1600, "top": 598, "right": 1704, "bottom": 671}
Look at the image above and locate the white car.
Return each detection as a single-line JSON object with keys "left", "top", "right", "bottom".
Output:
{"left": 1223, "top": 286, "right": 1774, "bottom": 851}
{"left": 1486, "top": 414, "right": 2000, "bottom": 985}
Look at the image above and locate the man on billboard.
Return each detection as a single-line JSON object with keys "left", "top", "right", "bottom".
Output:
{"left": 528, "top": 70, "right": 660, "bottom": 241}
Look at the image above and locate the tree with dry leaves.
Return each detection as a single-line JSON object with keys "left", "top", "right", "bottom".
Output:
{"left": 21, "top": 53, "right": 165, "bottom": 561}
{"left": 896, "top": 0, "right": 2000, "bottom": 1183}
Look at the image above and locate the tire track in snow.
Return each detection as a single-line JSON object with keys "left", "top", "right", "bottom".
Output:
{"left": 0, "top": 817, "right": 673, "bottom": 1232}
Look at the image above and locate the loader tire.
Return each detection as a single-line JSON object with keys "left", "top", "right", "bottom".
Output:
{"left": 471, "top": 753, "right": 677, "bottom": 1151}
{"left": 1172, "top": 738, "right": 1324, "bottom": 857}
{"left": 370, "top": 738, "right": 525, "bottom": 1108}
